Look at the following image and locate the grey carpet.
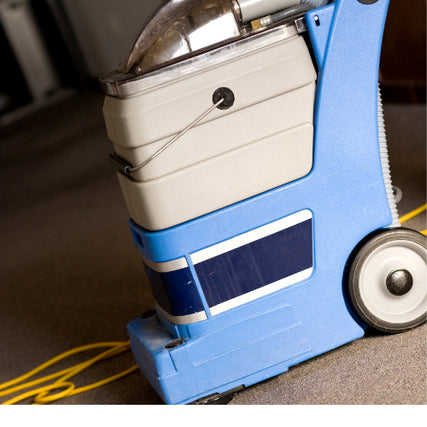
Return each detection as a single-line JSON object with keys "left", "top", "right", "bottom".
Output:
{"left": 0, "top": 90, "right": 425, "bottom": 405}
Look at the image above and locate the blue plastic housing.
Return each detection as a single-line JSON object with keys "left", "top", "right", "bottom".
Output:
{"left": 126, "top": 0, "right": 391, "bottom": 404}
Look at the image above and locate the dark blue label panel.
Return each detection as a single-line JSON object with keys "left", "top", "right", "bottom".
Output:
{"left": 143, "top": 265, "right": 205, "bottom": 318}
{"left": 194, "top": 219, "right": 313, "bottom": 309}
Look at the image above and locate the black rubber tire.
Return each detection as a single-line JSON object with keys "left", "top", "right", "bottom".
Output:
{"left": 348, "top": 228, "right": 427, "bottom": 334}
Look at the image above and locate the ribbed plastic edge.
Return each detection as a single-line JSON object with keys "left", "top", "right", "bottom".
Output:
{"left": 378, "top": 85, "right": 400, "bottom": 226}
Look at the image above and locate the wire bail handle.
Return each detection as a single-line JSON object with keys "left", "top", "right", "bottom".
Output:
{"left": 110, "top": 88, "right": 235, "bottom": 176}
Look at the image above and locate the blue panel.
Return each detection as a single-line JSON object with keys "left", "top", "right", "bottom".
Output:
{"left": 305, "top": 3, "right": 336, "bottom": 67}
{"left": 144, "top": 265, "right": 205, "bottom": 317}
{"left": 194, "top": 219, "right": 313, "bottom": 308}
{"left": 186, "top": 305, "right": 310, "bottom": 365}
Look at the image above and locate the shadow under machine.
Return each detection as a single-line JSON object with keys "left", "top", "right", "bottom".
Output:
{"left": 100, "top": 0, "right": 427, "bottom": 404}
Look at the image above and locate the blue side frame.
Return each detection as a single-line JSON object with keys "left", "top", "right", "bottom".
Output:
{"left": 127, "top": 0, "right": 391, "bottom": 404}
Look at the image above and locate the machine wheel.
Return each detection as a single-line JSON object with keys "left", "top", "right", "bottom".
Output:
{"left": 348, "top": 228, "right": 426, "bottom": 333}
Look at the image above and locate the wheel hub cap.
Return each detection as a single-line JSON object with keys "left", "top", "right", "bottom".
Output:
{"left": 386, "top": 269, "right": 413, "bottom": 296}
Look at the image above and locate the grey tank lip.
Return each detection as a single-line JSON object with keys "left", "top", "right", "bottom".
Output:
{"left": 100, "top": 22, "right": 298, "bottom": 99}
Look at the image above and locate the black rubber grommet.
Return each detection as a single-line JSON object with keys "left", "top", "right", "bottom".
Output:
{"left": 213, "top": 87, "right": 235, "bottom": 110}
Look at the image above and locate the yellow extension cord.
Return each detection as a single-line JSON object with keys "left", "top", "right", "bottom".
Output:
{"left": 0, "top": 204, "right": 425, "bottom": 405}
{"left": 399, "top": 203, "right": 426, "bottom": 234}
{"left": 0, "top": 341, "right": 138, "bottom": 405}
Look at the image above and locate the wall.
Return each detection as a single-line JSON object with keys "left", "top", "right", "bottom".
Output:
{"left": 381, "top": 0, "right": 426, "bottom": 86}
{"left": 62, "top": 0, "right": 163, "bottom": 77}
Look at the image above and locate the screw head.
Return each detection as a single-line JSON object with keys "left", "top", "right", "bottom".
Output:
{"left": 386, "top": 269, "right": 413, "bottom": 296}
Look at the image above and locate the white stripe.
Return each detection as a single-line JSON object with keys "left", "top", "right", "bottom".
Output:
{"left": 155, "top": 304, "right": 207, "bottom": 325}
{"left": 141, "top": 254, "right": 188, "bottom": 273}
{"left": 191, "top": 209, "right": 313, "bottom": 265}
{"left": 210, "top": 267, "right": 313, "bottom": 316}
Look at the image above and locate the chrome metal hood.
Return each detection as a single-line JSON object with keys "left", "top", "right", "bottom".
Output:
{"left": 99, "top": 0, "right": 321, "bottom": 98}
{"left": 120, "top": 0, "right": 241, "bottom": 76}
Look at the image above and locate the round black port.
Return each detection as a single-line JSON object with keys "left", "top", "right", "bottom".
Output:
{"left": 165, "top": 339, "right": 186, "bottom": 349}
{"left": 213, "top": 87, "right": 235, "bottom": 110}
{"left": 358, "top": 0, "right": 379, "bottom": 4}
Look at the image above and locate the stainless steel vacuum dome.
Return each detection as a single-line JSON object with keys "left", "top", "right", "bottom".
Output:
{"left": 121, "top": 0, "right": 242, "bottom": 76}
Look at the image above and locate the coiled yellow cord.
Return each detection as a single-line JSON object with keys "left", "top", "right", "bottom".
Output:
{"left": 0, "top": 341, "right": 138, "bottom": 405}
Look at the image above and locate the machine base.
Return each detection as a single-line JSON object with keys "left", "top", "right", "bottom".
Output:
{"left": 128, "top": 297, "right": 364, "bottom": 405}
